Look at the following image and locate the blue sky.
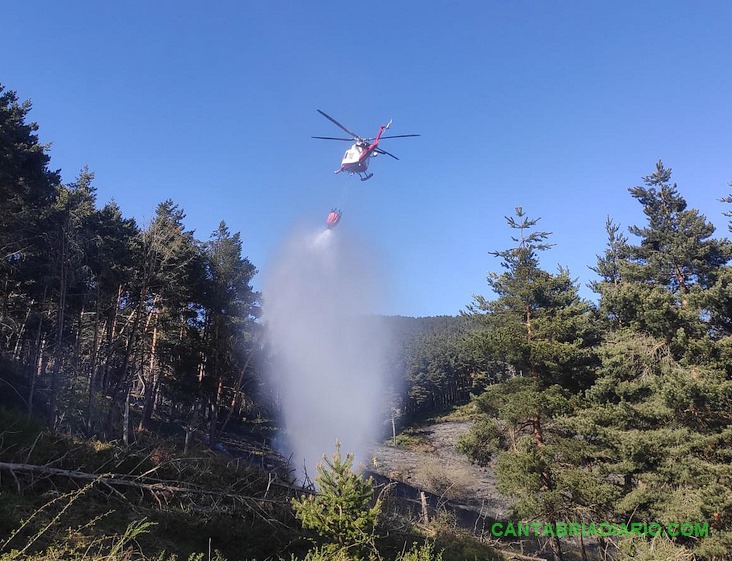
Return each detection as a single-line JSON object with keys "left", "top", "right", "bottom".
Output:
{"left": 5, "top": 1, "right": 732, "bottom": 317}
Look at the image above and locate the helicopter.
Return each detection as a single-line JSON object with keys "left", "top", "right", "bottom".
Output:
{"left": 312, "top": 109, "right": 420, "bottom": 181}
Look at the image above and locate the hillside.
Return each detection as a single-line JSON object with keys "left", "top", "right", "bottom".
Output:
{"left": 0, "top": 406, "right": 506, "bottom": 561}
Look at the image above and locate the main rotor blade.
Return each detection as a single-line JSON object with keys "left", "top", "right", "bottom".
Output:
{"left": 312, "top": 136, "right": 354, "bottom": 141}
{"left": 364, "top": 134, "right": 421, "bottom": 141}
{"left": 375, "top": 148, "right": 399, "bottom": 160}
{"left": 316, "top": 109, "right": 360, "bottom": 139}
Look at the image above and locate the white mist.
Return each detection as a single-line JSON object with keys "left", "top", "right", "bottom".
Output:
{"left": 262, "top": 227, "right": 389, "bottom": 480}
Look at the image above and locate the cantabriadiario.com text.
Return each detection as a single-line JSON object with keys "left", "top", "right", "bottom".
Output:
{"left": 490, "top": 521, "right": 709, "bottom": 538}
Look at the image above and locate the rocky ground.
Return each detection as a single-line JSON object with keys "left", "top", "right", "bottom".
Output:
{"left": 369, "top": 420, "right": 513, "bottom": 520}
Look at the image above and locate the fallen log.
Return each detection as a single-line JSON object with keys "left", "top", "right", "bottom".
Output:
{"left": 0, "top": 461, "right": 282, "bottom": 503}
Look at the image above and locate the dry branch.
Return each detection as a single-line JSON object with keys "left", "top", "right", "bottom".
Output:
{"left": 0, "top": 461, "right": 283, "bottom": 504}
{"left": 499, "top": 551, "right": 550, "bottom": 561}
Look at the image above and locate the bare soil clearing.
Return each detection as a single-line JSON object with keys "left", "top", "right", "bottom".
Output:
{"left": 370, "top": 420, "right": 512, "bottom": 519}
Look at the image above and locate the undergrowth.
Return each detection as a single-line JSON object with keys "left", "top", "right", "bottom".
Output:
{"left": 0, "top": 407, "right": 503, "bottom": 561}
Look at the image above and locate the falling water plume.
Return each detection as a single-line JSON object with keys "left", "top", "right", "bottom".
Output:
{"left": 263, "top": 227, "right": 389, "bottom": 480}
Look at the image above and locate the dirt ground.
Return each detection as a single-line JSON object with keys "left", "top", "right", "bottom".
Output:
{"left": 369, "top": 420, "right": 513, "bottom": 519}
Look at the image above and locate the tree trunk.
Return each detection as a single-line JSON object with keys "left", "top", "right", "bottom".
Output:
{"left": 208, "top": 378, "right": 224, "bottom": 446}
{"left": 11, "top": 306, "right": 31, "bottom": 361}
{"left": 123, "top": 386, "right": 131, "bottom": 446}
{"left": 549, "top": 535, "right": 564, "bottom": 561}
{"left": 49, "top": 232, "right": 69, "bottom": 427}
{"left": 532, "top": 414, "right": 545, "bottom": 448}
{"left": 184, "top": 403, "right": 198, "bottom": 455}
{"left": 86, "top": 286, "right": 102, "bottom": 435}
{"left": 138, "top": 310, "right": 159, "bottom": 431}
{"left": 27, "top": 337, "right": 46, "bottom": 418}
{"left": 578, "top": 531, "right": 588, "bottom": 561}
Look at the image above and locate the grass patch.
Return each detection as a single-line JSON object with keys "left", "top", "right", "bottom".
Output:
{"left": 389, "top": 428, "right": 431, "bottom": 450}
{"left": 414, "top": 459, "right": 473, "bottom": 501}
{"left": 429, "top": 401, "right": 480, "bottom": 423}
{"left": 386, "top": 403, "right": 478, "bottom": 450}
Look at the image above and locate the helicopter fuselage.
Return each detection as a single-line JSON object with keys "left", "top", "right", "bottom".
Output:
{"left": 313, "top": 110, "right": 418, "bottom": 181}
{"left": 335, "top": 126, "right": 387, "bottom": 178}
{"left": 339, "top": 144, "right": 372, "bottom": 174}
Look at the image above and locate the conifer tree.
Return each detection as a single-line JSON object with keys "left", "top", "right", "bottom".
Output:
{"left": 82, "top": 200, "right": 139, "bottom": 434}
{"left": 627, "top": 161, "right": 728, "bottom": 293}
{"left": 460, "top": 208, "right": 603, "bottom": 561}
{"left": 580, "top": 165, "right": 732, "bottom": 558}
{"left": 129, "top": 200, "right": 203, "bottom": 433}
{"left": 0, "top": 85, "right": 59, "bottom": 263}
{"left": 704, "top": 190, "right": 732, "bottom": 345}
{"left": 595, "top": 161, "right": 732, "bottom": 358}
{"left": 0, "top": 85, "right": 60, "bottom": 404}
{"left": 199, "top": 221, "right": 259, "bottom": 443}
{"left": 44, "top": 167, "right": 99, "bottom": 426}
{"left": 292, "top": 443, "right": 381, "bottom": 559}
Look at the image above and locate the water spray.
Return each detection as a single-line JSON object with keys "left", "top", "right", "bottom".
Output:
{"left": 262, "top": 227, "right": 388, "bottom": 480}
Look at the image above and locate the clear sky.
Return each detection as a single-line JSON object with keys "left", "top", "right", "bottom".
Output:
{"left": 5, "top": 1, "right": 732, "bottom": 317}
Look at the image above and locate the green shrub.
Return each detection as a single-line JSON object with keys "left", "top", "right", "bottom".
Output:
{"left": 397, "top": 542, "right": 443, "bottom": 561}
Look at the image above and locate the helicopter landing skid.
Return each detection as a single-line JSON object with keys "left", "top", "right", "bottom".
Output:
{"left": 359, "top": 173, "right": 374, "bottom": 182}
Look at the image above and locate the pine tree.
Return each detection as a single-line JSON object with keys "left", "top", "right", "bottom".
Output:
{"left": 0, "top": 84, "right": 59, "bottom": 262}
{"left": 44, "top": 167, "right": 99, "bottom": 426}
{"left": 82, "top": 200, "right": 139, "bottom": 434}
{"left": 291, "top": 442, "right": 381, "bottom": 559}
{"left": 460, "top": 208, "right": 603, "bottom": 561}
{"left": 627, "top": 161, "right": 728, "bottom": 294}
{"left": 127, "top": 200, "right": 203, "bottom": 433}
{"left": 579, "top": 166, "right": 732, "bottom": 558}
{"left": 199, "top": 221, "right": 260, "bottom": 443}
{"left": 0, "top": 85, "right": 60, "bottom": 409}
{"left": 704, "top": 190, "right": 732, "bottom": 347}
{"left": 573, "top": 329, "right": 732, "bottom": 558}
{"left": 595, "top": 161, "right": 732, "bottom": 357}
